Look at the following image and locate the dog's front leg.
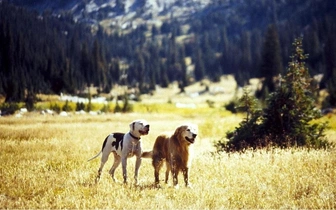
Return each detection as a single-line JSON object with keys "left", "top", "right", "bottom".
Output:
{"left": 182, "top": 168, "right": 191, "bottom": 188}
{"left": 134, "top": 156, "right": 142, "bottom": 185}
{"left": 121, "top": 156, "right": 128, "bottom": 184}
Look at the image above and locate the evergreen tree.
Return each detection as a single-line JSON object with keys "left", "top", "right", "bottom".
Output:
{"left": 261, "top": 37, "right": 326, "bottom": 147}
{"left": 92, "top": 40, "right": 102, "bottom": 87}
{"left": 221, "top": 37, "right": 328, "bottom": 152}
{"left": 321, "top": 32, "right": 336, "bottom": 107}
{"left": 80, "top": 43, "right": 93, "bottom": 86}
{"left": 148, "top": 44, "right": 160, "bottom": 91}
{"left": 257, "top": 24, "right": 283, "bottom": 100}
{"left": 237, "top": 31, "right": 252, "bottom": 86}
{"left": 132, "top": 50, "right": 146, "bottom": 93}
{"left": 178, "top": 46, "right": 188, "bottom": 92}
{"left": 160, "top": 61, "right": 170, "bottom": 88}
{"left": 201, "top": 32, "right": 214, "bottom": 78}
{"left": 194, "top": 47, "right": 205, "bottom": 81}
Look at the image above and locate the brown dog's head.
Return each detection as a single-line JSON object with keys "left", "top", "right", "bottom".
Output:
{"left": 174, "top": 123, "right": 198, "bottom": 144}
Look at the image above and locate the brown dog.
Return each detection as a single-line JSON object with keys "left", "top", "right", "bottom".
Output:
{"left": 148, "top": 123, "right": 198, "bottom": 188}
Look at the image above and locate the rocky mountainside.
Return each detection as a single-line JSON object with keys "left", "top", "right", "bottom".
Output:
{"left": 9, "top": 0, "right": 336, "bottom": 35}
{"left": 9, "top": 0, "right": 211, "bottom": 27}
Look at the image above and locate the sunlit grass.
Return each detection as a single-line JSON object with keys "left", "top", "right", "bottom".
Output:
{"left": 0, "top": 111, "right": 335, "bottom": 209}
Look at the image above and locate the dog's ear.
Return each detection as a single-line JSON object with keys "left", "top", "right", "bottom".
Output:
{"left": 130, "top": 122, "right": 135, "bottom": 131}
{"left": 173, "top": 125, "right": 185, "bottom": 137}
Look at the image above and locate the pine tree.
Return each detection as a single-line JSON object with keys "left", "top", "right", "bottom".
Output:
{"left": 237, "top": 31, "right": 252, "bottom": 86}
{"left": 261, "top": 37, "right": 326, "bottom": 147}
{"left": 160, "top": 61, "right": 169, "bottom": 88}
{"left": 178, "top": 46, "right": 188, "bottom": 92}
{"left": 321, "top": 32, "right": 336, "bottom": 107}
{"left": 221, "top": 88, "right": 262, "bottom": 152}
{"left": 194, "top": 48, "right": 205, "bottom": 81}
{"left": 257, "top": 24, "right": 283, "bottom": 100}
{"left": 92, "top": 39, "right": 107, "bottom": 90}
{"left": 135, "top": 50, "right": 146, "bottom": 93}
{"left": 80, "top": 43, "right": 92, "bottom": 86}
{"left": 221, "top": 37, "right": 329, "bottom": 152}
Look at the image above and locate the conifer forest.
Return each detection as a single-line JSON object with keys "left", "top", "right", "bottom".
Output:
{"left": 0, "top": 0, "right": 336, "bottom": 108}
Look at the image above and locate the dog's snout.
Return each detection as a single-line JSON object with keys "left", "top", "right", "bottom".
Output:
{"left": 145, "top": 125, "right": 150, "bottom": 129}
{"left": 193, "top": 134, "right": 197, "bottom": 138}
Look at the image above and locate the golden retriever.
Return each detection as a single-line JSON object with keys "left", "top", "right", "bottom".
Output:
{"left": 149, "top": 123, "right": 198, "bottom": 188}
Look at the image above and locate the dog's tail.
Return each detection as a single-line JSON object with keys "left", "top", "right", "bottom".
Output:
{"left": 141, "top": 150, "right": 153, "bottom": 158}
{"left": 87, "top": 151, "right": 102, "bottom": 162}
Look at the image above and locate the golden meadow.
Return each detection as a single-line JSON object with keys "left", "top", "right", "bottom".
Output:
{"left": 1, "top": 100, "right": 335, "bottom": 209}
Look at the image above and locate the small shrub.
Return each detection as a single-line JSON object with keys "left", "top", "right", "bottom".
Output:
{"left": 122, "top": 94, "right": 133, "bottom": 112}
{"left": 206, "top": 100, "right": 215, "bottom": 108}
{"left": 49, "top": 103, "right": 61, "bottom": 113}
{"left": 101, "top": 103, "right": 112, "bottom": 113}
{"left": 0, "top": 102, "right": 20, "bottom": 115}
{"left": 86, "top": 100, "right": 93, "bottom": 112}
{"left": 62, "top": 100, "right": 72, "bottom": 112}
{"left": 114, "top": 94, "right": 133, "bottom": 113}
{"left": 224, "top": 100, "right": 238, "bottom": 113}
{"left": 76, "top": 102, "right": 85, "bottom": 111}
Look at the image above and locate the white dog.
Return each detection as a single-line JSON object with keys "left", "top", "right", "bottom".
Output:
{"left": 88, "top": 119, "right": 150, "bottom": 184}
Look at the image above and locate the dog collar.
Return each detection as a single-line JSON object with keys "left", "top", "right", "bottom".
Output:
{"left": 129, "top": 132, "right": 141, "bottom": 140}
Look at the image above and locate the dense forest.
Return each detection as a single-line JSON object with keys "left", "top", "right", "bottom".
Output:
{"left": 1, "top": 0, "right": 336, "bottom": 108}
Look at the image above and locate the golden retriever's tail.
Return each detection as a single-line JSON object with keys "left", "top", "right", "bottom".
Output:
{"left": 141, "top": 150, "right": 153, "bottom": 158}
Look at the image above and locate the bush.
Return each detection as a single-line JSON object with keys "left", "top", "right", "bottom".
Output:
{"left": 0, "top": 102, "right": 20, "bottom": 115}
{"left": 101, "top": 103, "right": 112, "bottom": 113}
{"left": 76, "top": 102, "right": 85, "bottom": 111}
{"left": 217, "top": 37, "right": 330, "bottom": 152}
{"left": 62, "top": 100, "right": 73, "bottom": 112}
{"left": 49, "top": 103, "right": 61, "bottom": 113}
{"left": 224, "top": 100, "right": 238, "bottom": 113}
{"left": 114, "top": 94, "right": 133, "bottom": 113}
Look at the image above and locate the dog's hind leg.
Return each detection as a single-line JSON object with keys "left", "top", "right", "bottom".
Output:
{"left": 153, "top": 158, "right": 164, "bottom": 187}
{"left": 164, "top": 162, "right": 171, "bottom": 184}
{"left": 172, "top": 167, "right": 180, "bottom": 188}
{"left": 109, "top": 152, "right": 121, "bottom": 182}
{"left": 97, "top": 150, "right": 110, "bottom": 181}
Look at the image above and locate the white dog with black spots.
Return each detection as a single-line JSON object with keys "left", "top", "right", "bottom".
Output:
{"left": 88, "top": 119, "right": 150, "bottom": 185}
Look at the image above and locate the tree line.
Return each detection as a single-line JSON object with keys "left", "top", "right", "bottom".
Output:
{"left": 1, "top": 0, "right": 336, "bottom": 108}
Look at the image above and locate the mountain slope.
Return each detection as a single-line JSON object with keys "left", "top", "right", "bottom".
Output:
{"left": 2, "top": 0, "right": 336, "bottom": 104}
{"left": 9, "top": 0, "right": 211, "bottom": 26}
{"left": 9, "top": 0, "right": 336, "bottom": 35}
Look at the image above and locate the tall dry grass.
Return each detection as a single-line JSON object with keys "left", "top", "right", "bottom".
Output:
{"left": 0, "top": 112, "right": 335, "bottom": 209}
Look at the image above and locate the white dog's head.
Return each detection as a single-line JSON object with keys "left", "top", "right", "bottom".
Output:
{"left": 129, "top": 119, "right": 150, "bottom": 137}
{"left": 174, "top": 123, "right": 198, "bottom": 144}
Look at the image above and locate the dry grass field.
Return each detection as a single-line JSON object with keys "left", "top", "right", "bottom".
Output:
{"left": 1, "top": 109, "right": 336, "bottom": 209}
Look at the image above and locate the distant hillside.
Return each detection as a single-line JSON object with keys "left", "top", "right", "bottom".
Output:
{"left": 9, "top": 0, "right": 335, "bottom": 30}
{"left": 9, "top": 0, "right": 210, "bottom": 26}
{"left": 1, "top": 0, "right": 336, "bottom": 107}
